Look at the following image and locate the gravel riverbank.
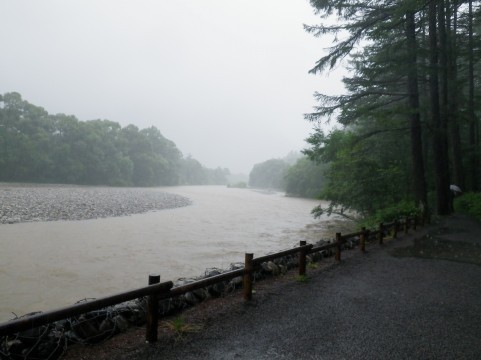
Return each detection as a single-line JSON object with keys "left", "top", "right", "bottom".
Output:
{"left": 0, "top": 183, "right": 191, "bottom": 224}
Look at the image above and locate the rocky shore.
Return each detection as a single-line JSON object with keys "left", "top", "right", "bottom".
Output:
{"left": 0, "top": 183, "right": 192, "bottom": 224}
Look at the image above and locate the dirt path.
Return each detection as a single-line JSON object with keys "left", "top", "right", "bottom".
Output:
{"left": 64, "top": 214, "right": 481, "bottom": 360}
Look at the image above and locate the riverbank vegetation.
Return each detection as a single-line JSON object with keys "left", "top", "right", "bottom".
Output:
{"left": 0, "top": 92, "right": 229, "bottom": 186}
{"left": 248, "top": 1, "right": 481, "bottom": 225}
{"left": 248, "top": 159, "right": 290, "bottom": 191}
{"left": 247, "top": 153, "right": 327, "bottom": 198}
{"left": 301, "top": 0, "right": 481, "bottom": 223}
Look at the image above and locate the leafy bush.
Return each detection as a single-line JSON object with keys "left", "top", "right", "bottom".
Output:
{"left": 454, "top": 193, "right": 481, "bottom": 222}
{"left": 360, "top": 200, "right": 422, "bottom": 229}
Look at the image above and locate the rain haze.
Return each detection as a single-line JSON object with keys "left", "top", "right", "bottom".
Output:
{"left": 0, "top": 0, "right": 345, "bottom": 175}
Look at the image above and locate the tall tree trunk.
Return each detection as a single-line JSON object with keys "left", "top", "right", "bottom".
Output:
{"left": 405, "top": 10, "right": 428, "bottom": 215}
{"left": 468, "top": 0, "right": 479, "bottom": 191}
{"left": 429, "top": 0, "right": 451, "bottom": 215}
{"left": 446, "top": 0, "right": 465, "bottom": 189}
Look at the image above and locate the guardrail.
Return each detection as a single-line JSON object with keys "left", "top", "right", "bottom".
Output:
{"left": 0, "top": 215, "right": 422, "bottom": 349}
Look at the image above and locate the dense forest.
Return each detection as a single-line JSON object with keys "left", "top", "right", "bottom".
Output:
{"left": 248, "top": 153, "right": 327, "bottom": 199}
{"left": 0, "top": 92, "right": 229, "bottom": 186}
{"left": 301, "top": 0, "right": 481, "bottom": 221}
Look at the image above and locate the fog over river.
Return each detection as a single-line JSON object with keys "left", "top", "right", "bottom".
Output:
{"left": 0, "top": 185, "right": 352, "bottom": 322}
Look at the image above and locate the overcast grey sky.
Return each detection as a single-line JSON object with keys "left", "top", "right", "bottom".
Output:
{"left": 0, "top": 0, "right": 345, "bottom": 174}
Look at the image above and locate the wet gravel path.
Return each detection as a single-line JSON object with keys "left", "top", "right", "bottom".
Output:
{"left": 147, "top": 247, "right": 481, "bottom": 359}
{"left": 0, "top": 183, "right": 191, "bottom": 224}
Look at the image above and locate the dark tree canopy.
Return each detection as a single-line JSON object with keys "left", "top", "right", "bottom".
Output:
{"left": 0, "top": 92, "right": 229, "bottom": 187}
{"left": 304, "top": 0, "right": 481, "bottom": 219}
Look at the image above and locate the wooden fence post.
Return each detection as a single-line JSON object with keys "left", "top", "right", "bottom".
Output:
{"left": 413, "top": 215, "right": 418, "bottom": 231}
{"left": 146, "top": 274, "right": 161, "bottom": 343}
{"left": 299, "top": 240, "right": 307, "bottom": 276}
{"left": 335, "top": 233, "right": 342, "bottom": 262}
{"left": 378, "top": 222, "right": 384, "bottom": 245}
{"left": 404, "top": 218, "right": 409, "bottom": 234}
{"left": 360, "top": 227, "right": 366, "bottom": 253}
{"left": 243, "top": 253, "right": 254, "bottom": 301}
{"left": 393, "top": 220, "right": 398, "bottom": 239}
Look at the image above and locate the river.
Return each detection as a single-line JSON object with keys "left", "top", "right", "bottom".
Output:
{"left": 0, "top": 185, "right": 352, "bottom": 322}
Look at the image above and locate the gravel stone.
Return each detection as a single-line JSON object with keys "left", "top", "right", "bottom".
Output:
{"left": 0, "top": 183, "right": 191, "bottom": 224}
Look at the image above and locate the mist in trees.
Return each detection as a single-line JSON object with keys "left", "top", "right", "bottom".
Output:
{"left": 284, "top": 157, "right": 327, "bottom": 198}
{"left": 248, "top": 159, "right": 290, "bottom": 190}
{"left": 304, "top": 0, "right": 481, "bottom": 219}
{"left": 0, "top": 92, "right": 229, "bottom": 186}
{"left": 248, "top": 153, "right": 326, "bottom": 198}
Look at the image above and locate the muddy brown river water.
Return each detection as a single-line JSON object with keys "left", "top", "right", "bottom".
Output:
{"left": 0, "top": 185, "right": 352, "bottom": 322}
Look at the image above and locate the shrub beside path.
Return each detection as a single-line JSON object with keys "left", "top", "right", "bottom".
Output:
{"left": 65, "top": 214, "right": 481, "bottom": 360}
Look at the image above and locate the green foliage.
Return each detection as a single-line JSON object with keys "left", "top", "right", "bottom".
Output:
{"left": 179, "top": 156, "right": 207, "bottom": 185}
{"left": 296, "top": 274, "right": 310, "bottom": 283}
{"left": 454, "top": 193, "right": 481, "bottom": 222}
{"left": 360, "top": 200, "right": 422, "bottom": 229}
{"left": 0, "top": 92, "right": 225, "bottom": 187}
{"left": 305, "top": 127, "right": 412, "bottom": 219}
{"left": 284, "top": 157, "right": 326, "bottom": 198}
{"left": 304, "top": 0, "right": 481, "bottom": 218}
{"left": 247, "top": 153, "right": 322, "bottom": 196}
{"left": 179, "top": 156, "right": 229, "bottom": 185}
{"left": 163, "top": 316, "right": 203, "bottom": 341}
{"left": 248, "top": 158, "right": 289, "bottom": 190}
